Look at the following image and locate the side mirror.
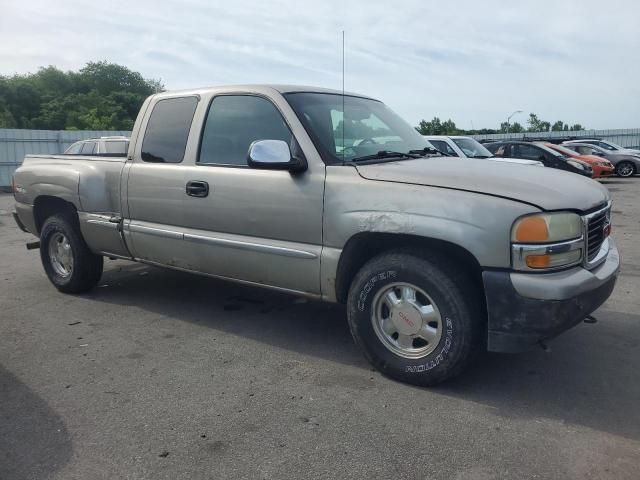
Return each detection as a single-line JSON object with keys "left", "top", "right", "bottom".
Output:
{"left": 247, "top": 140, "right": 307, "bottom": 173}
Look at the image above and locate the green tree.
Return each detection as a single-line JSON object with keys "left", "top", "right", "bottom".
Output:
{"left": 0, "top": 99, "right": 16, "bottom": 128}
{"left": 510, "top": 122, "right": 524, "bottom": 133}
{"left": 500, "top": 121, "right": 524, "bottom": 133}
{"left": 0, "top": 62, "right": 163, "bottom": 130}
{"left": 415, "top": 114, "right": 582, "bottom": 137}
{"left": 441, "top": 119, "right": 458, "bottom": 135}
{"left": 416, "top": 117, "right": 460, "bottom": 135}
{"left": 78, "top": 61, "right": 163, "bottom": 96}
{"left": 526, "top": 113, "right": 551, "bottom": 133}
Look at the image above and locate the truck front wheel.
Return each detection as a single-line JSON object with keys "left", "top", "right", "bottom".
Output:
{"left": 347, "top": 250, "right": 482, "bottom": 386}
{"left": 40, "top": 214, "right": 103, "bottom": 293}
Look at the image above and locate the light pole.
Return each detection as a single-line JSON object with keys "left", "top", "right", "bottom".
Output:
{"left": 506, "top": 110, "right": 523, "bottom": 132}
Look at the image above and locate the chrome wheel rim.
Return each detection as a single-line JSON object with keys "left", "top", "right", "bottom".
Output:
{"left": 371, "top": 282, "right": 443, "bottom": 359}
{"left": 618, "top": 163, "right": 634, "bottom": 177}
{"left": 48, "top": 232, "right": 73, "bottom": 277}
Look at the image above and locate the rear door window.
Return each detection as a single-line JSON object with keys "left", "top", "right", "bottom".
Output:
{"left": 104, "top": 140, "right": 129, "bottom": 155}
{"left": 576, "top": 146, "right": 593, "bottom": 155}
{"left": 513, "top": 144, "right": 543, "bottom": 160}
{"left": 487, "top": 144, "right": 506, "bottom": 157}
{"left": 141, "top": 97, "right": 199, "bottom": 163}
{"left": 80, "top": 141, "right": 96, "bottom": 155}
{"left": 429, "top": 140, "right": 457, "bottom": 156}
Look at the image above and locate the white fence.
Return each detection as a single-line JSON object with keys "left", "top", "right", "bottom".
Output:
{"left": 0, "top": 129, "right": 129, "bottom": 189}
{"left": 472, "top": 128, "right": 640, "bottom": 148}
{"left": 2, "top": 127, "right": 640, "bottom": 188}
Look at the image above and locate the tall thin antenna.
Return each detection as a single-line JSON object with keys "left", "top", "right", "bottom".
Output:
{"left": 342, "top": 30, "right": 345, "bottom": 162}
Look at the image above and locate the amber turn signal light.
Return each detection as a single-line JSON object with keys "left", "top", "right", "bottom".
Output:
{"left": 525, "top": 255, "right": 551, "bottom": 268}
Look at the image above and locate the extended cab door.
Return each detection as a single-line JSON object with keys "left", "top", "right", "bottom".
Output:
{"left": 178, "top": 93, "right": 324, "bottom": 295}
{"left": 123, "top": 95, "right": 200, "bottom": 266}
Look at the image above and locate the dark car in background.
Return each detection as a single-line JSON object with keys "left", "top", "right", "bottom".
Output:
{"left": 64, "top": 136, "right": 130, "bottom": 156}
{"left": 562, "top": 142, "right": 640, "bottom": 177}
{"left": 486, "top": 141, "right": 593, "bottom": 177}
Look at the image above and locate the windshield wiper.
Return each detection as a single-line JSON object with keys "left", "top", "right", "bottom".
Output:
{"left": 408, "top": 147, "right": 453, "bottom": 157}
{"left": 350, "top": 150, "right": 422, "bottom": 163}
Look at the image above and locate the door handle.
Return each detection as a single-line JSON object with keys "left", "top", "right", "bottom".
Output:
{"left": 186, "top": 180, "right": 209, "bottom": 198}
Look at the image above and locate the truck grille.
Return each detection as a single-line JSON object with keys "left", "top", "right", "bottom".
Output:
{"left": 586, "top": 207, "right": 610, "bottom": 262}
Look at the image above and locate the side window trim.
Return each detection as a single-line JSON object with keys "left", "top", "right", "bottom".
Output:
{"left": 196, "top": 93, "right": 295, "bottom": 169}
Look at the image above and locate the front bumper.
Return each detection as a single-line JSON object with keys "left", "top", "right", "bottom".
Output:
{"left": 483, "top": 238, "right": 620, "bottom": 353}
{"left": 13, "top": 201, "right": 37, "bottom": 235}
{"left": 593, "top": 165, "right": 614, "bottom": 178}
{"left": 12, "top": 210, "right": 29, "bottom": 233}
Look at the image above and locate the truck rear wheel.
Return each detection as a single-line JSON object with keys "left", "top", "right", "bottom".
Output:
{"left": 40, "top": 214, "right": 103, "bottom": 293}
{"left": 347, "top": 250, "right": 482, "bottom": 386}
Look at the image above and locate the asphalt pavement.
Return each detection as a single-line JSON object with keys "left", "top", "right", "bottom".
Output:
{"left": 1, "top": 179, "right": 639, "bottom": 480}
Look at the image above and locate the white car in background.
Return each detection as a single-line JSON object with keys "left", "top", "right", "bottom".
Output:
{"left": 64, "top": 136, "right": 130, "bottom": 156}
{"left": 423, "top": 135, "right": 543, "bottom": 167}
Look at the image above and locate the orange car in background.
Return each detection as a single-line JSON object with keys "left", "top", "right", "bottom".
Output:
{"left": 545, "top": 143, "right": 614, "bottom": 178}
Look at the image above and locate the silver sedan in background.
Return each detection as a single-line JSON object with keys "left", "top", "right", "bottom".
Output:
{"left": 562, "top": 142, "right": 640, "bottom": 177}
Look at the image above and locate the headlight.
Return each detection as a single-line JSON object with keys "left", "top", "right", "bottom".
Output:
{"left": 512, "top": 212, "right": 582, "bottom": 243}
{"left": 567, "top": 159, "right": 585, "bottom": 170}
{"left": 511, "top": 212, "right": 583, "bottom": 271}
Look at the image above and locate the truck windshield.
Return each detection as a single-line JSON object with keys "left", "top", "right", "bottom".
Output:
{"left": 284, "top": 92, "right": 432, "bottom": 164}
{"left": 451, "top": 138, "right": 493, "bottom": 158}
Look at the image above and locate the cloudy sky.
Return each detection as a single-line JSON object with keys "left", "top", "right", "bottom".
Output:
{"left": 1, "top": 0, "right": 639, "bottom": 129}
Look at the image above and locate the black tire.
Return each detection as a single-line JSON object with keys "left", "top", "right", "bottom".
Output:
{"left": 39, "top": 214, "right": 103, "bottom": 293}
{"left": 347, "top": 250, "right": 483, "bottom": 386}
{"left": 615, "top": 161, "right": 635, "bottom": 177}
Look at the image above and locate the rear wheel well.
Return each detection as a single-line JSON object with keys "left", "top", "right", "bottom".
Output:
{"left": 33, "top": 196, "right": 78, "bottom": 234}
{"left": 335, "top": 233, "right": 484, "bottom": 305}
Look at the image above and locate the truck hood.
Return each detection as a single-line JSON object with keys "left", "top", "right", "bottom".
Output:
{"left": 355, "top": 157, "right": 609, "bottom": 211}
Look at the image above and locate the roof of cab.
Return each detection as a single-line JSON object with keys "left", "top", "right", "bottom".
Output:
{"left": 151, "top": 84, "right": 378, "bottom": 101}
